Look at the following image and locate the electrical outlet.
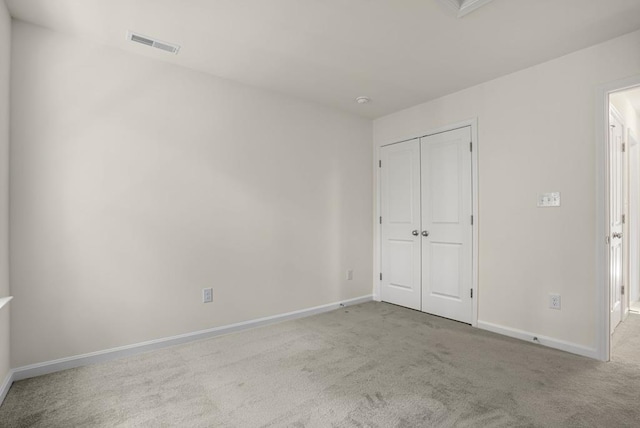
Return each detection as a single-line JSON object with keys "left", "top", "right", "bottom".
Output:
{"left": 346, "top": 270, "right": 354, "bottom": 280}
{"left": 549, "top": 294, "right": 561, "bottom": 310}
{"left": 202, "top": 288, "right": 213, "bottom": 303}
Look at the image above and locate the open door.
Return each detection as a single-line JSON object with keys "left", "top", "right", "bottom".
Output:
{"left": 609, "top": 106, "right": 625, "bottom": 334}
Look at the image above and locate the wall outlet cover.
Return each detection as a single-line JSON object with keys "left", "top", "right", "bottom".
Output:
{"left": 549, "top": 294, "right": 561, "bottom": 310}
{"left": 203, "top": 288, "right": 213, "bottom": 303}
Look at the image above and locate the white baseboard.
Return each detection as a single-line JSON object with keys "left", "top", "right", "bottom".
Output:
{"left": 477, "top": 320, "right": 599, "bottom": 360}
{"left": 11, "top": 295, "right": 373, "bottom": 383}
{"left": 0, "top": 369, "right": 14, "bottom": 406}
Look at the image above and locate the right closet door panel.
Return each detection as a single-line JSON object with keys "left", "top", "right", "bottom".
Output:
{"left": 421, "top": 127, "right": 473, "bottom": 323}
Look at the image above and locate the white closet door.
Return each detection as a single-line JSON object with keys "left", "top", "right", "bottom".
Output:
{"left": 421, "top": 127, "right": 473, "bottom": 323}
{"left": 380, "top": 139, "right": 422, "bottom": 310}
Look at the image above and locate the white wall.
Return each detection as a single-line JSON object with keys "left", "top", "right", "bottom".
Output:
{"left": 10, "top": 21, "right": 373, "bottom": 367}
{"left": 629, "top": 142, "right": 640, "bottom": 304}
{"left": 374, "top": 29, "right": 640, "bottom": 351}
{"left": 0, "top": 0, "right": 11, "bottom": 389}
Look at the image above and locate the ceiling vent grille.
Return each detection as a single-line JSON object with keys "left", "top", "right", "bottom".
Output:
{"left": 127, "top": 31, "right": 180, "bottom": 54}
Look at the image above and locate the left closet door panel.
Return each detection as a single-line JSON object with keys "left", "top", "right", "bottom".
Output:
{"left": 380, "top": 139, "right": 422, "bottom": 310}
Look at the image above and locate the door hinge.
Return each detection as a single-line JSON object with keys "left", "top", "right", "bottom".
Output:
{"left": 379, "top": 216, "right": 382, "bottom": 224}
{"left": 470, "top": 215, "right": 474, "bottom": 225}
{"left": 606, "top": 236, "right": 611, "bottom": 245}
{"left": 622, "top": 285, "right": 625, "bottom": 295}
{"left": 379, "top": 160, "right": 382, "bottom": 168}
{"left": 380, "top": 273, "right": 382, "bottom": 281}
{"left": 469, "top": 142, "right": 472, "bottom": 152}
{"left": 622, "top": 214, "right": 626, "bottom": 224}
{"left": 622, "top": 143, "right": 626, "bottom": 152}
{"left": 470, "top": 289, "right": 473, "bottom": 298}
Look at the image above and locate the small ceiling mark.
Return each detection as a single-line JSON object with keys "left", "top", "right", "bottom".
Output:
{"left": 437, "top": 0, "right": 496, "bottom": 18}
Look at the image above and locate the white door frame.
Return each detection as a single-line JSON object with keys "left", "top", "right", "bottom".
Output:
{"left": 373, "top": 118, "right": 479, "bottom": 327}
{"left": 596, "top": 76, "right": 640, "bottom": 361}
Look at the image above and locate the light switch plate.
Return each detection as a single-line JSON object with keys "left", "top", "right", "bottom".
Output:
{"left": 538, "top": 192, "right": 561, "bottom": 207}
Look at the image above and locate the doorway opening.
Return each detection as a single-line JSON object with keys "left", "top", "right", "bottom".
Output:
{"left": 601, "top": 81, "right": 640, "bottom": 361}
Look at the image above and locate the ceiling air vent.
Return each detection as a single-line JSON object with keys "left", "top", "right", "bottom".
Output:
{"left": 127, "top": 31, "right": 180, "bottom": 54}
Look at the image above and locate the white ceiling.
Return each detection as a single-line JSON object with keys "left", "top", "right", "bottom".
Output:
{"left": 6, "top": 0, "right": 640, "bottom": 118}
{"left": 437, "top": 0, "right": 497, "bottom": 18}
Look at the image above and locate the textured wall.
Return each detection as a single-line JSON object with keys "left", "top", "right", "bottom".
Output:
{"left": 10, "top": 22, "right": 373, "bottom": 367}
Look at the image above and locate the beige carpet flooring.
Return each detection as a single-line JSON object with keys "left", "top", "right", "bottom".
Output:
{"left": 1, "top": 302, "right": 640, "bottom": 427}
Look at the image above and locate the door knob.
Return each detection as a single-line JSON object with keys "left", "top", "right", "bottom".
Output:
{"left": 412, "top": 230, "right": 419, "bottom": 236}
{"left": 422, "top": 230, "right": 429, "bottom": 237}
{"left": 613, "top": 232, "right": 623, "bottom": 239}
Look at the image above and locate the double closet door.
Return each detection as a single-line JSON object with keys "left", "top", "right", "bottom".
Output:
{"left": 380, "top": 126, "right": 473, "bottom": 324}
